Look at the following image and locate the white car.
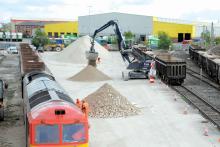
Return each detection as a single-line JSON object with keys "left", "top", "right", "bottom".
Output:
{"left": 7, "top": 46, "right": 18, "bottom": 54}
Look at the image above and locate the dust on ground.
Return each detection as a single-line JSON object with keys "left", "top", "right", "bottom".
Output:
{"left": 0, "top": 54, "right": 25, "bottom": 147}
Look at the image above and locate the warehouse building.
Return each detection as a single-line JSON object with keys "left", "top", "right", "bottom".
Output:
{"left": 78, "top": 12, "right": 195, "bottom": 42}
{"left": 153, "top": 17, "right": 195, "bottom": 42}
{"left": 79, "top": 12, "right": 153, "bottom": 41}
{"left": 15, "top": 22, "right": 45, "bottom": 38}
{"left": 11, "top": 18, "right": 76, "bottom": 38}
{"left": 44, "top": 21, "right": 78, "bottom": 38}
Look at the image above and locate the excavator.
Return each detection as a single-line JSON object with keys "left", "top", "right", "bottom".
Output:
{"left": 86, "top": 20, "right": 152, "bottom": 80}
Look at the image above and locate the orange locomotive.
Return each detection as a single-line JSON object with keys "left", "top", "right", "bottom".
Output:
{"left": 23, "top": 71, "right": 89, "bottom": 147}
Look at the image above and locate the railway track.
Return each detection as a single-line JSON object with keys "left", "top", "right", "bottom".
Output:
{"left": 186, "top": 68, "right": 220, "bottom": 89}
{"left": 172, "top": 68, "right": 220, "bottom": 128}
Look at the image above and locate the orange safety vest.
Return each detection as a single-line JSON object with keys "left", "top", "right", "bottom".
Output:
{"left": 76, "top": 99, "right": 82, "bottom": 109}
{"left": 82, "top": 102, "right": 89, "bottom": 117}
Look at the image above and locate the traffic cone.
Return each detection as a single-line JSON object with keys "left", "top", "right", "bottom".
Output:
{"left": 149, "top": 76, "right": 155, "bottom": 83}
{"left": 203, "top": 127, "right": 208, "bottom": 136}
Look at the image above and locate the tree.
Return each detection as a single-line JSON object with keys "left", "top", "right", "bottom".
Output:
{"left": 215, "top": 37, "right": 220, "bottom": 45}
{"left": 32, "top": 28, "right": 49, "bottom": 49}
{"left": 158, "top": 31, "right": 172, "bottom": 49}
{"left": 201, "top": 30, "right": 211, "bottom": 44}
{"left": 124, "top": 31, "right": 134, "bottom": 40}
{"left": 0, "top": 23, "right": 11, "bottom": 32}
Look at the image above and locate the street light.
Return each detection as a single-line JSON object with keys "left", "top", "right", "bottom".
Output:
{"left": 88, "top": 5, "right": 92, "bottom": 36}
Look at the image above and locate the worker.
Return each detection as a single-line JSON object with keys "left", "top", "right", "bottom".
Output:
{"left": 76, "top": 99, "right": 82, "bottom": 109}
{"left": 81, "top": 100, "right": 89, "bottom": 117}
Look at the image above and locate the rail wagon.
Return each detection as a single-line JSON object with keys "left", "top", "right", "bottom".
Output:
{"left": 207, "top": 58, "right": 220, "bottom": 83}
{"left": 155, "top": 55, "right": 186, "bottom": 85}
{"left": 23, "top": 71, "right": 89, "bottom": 147}
{"left": 189, "top": 45, "right": 206, "bottom": 63}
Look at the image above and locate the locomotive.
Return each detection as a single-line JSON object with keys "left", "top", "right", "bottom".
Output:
{"left": 23, "top": 71, "right": 89, "bottom": 147}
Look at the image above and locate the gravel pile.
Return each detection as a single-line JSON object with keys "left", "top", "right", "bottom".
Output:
{"left": 51, "top": 35, "right": 109, "bottom": 64}
{"left": 84, "top": 83, "right": 140, "bottom": 118}
{"left": 68, "top": 65, "right": 111, "bottom": 82}
{"left": 207, "top": 45, "right": 220, "bottom": 56}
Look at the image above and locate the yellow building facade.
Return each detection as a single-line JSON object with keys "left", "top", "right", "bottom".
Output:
{"left": 153, "top": 17, "right": 195, "bottom": 41}
{"left": 44, "top": 21, "right": 78, "bottom": 38}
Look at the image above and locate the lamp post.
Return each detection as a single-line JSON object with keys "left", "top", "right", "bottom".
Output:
{"left": 88, "top": 5, "right": 92, "bottom": 36}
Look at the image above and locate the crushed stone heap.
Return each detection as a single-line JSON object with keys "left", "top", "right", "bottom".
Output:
{"left": 84, "top": 83, "right": 140, "bottom": 118}
{"left": 207, "top": 45, "right": 220, "bottom": 56}
{"left": 52, "top": 35, "right": 109, "bottom": 64}
{"left": 68, "top": 65, "right": 111, "bottom": 82}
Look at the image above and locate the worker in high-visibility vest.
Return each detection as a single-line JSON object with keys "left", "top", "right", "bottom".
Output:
{"left": 81, "top": 100, "right": 89, "bottom": 117}
{"left": 76, "top": 99, "right": 82, "bottom": 109}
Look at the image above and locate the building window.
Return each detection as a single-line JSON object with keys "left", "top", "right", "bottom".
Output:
{"left": 48, "top": 32, "right": 52, "bottom": 38}
{"left": 54, "top": 32, "right": 59, "bottom": 38}
{"left": 67, "top": 32, "right": 71, "bottom": 35}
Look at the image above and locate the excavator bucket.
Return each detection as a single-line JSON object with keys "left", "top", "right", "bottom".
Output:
{"left": 86, "top": 51, "right": 98, "bottom": 67}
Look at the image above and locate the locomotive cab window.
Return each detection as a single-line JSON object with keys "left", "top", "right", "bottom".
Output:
{"left": 35, "top": 125, "right": 59, "bottom": 144}
{"left": 62, "top": 123, "right": 86, "bottom": 143}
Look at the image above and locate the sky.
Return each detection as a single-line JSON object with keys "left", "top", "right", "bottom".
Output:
{"left": 0, "top": 0, "right": 220, "bottom": 23}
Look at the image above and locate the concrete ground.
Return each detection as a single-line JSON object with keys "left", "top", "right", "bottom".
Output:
{"left": 0, "top": 53, "right": 25, "bottom": 147}
{"left": 42, "top": 51, "right": 220, "bottom": 147}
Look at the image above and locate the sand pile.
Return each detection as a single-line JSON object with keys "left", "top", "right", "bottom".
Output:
{"left": 68, "top": 65, "right": 111, "bottom": 82}
{"left": 52, "top": 35, "right": 109, "bottom": 64}
{"left": 207, "top": 45, "right": 220, "bottom": 56}
{"left": 84, "top": 83, "right": 140, "bottom": 118}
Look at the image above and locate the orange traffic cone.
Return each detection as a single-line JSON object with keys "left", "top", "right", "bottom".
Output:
{"left": 149, "top": 76, "right": 155, "bottom": 83}
{"left": 203, "top": 127, "right": 208, "bottom": 136}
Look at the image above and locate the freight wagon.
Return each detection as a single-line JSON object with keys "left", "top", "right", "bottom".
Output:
{"left": 155, "top": 55, "right": 186, "bottom": 85}
{"left": 189, "top": 45, "right": 220, "bottom": 84}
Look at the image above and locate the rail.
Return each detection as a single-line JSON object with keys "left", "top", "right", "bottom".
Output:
{"left": 171, "top": 68, "right": 220, "bottom": 128}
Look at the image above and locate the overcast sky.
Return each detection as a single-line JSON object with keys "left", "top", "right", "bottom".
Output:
{"left": 0, "top": 0, "right": 220, "bottom": 23}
